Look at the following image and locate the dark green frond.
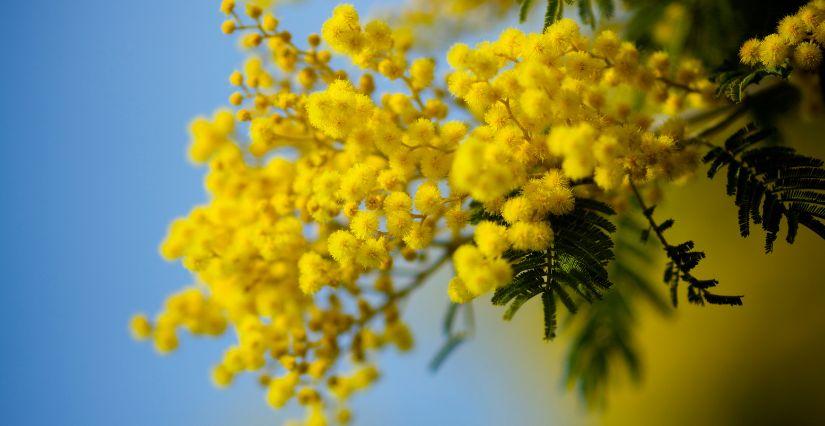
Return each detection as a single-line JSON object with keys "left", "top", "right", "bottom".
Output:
{"left": 564, "top": 213, "right": 669, "bottom": 404}
{"left": 703, "top": 123, "right": 825, "bottom": 252}
{"left": 429, "top": 303, "right": 474, "bottom": 372}
{"left": 594, "top": 0, "right": 614, "bottom": 19}
{"left": 630, "top": 182, "right": 742, "bottom": 307}
{"left": 492, "top": 197, "right": 616, "bottom": 339}
{"left": 541, "top": 290, "right": 557, "bottom": 340}
{"left": 577, "top": 0, "right": 596, "bottom": 27}
{"left": 428, "top": 334, "right": 466, "bottom": 372}
{"left": 534, "top": 0, "right": 618, "bottom": 30}
{"left": 543, "top": 0, "right": 562, "bottom": 30}
{"left": 518, "top": 0, "right": 534, "bottom": 23}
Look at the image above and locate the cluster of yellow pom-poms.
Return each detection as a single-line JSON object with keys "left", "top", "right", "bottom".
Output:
{"left": 128, "top": 0, "right": 825, "bottom": 424}
{"left": 740, "top": 1, "right": 825, "bottom": 71}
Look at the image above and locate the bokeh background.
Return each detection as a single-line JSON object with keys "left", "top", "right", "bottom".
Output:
{"left": 2, "top": 1, "right": 825, "bottom": 425}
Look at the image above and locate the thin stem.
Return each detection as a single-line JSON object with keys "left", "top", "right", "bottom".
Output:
{"left": 629, "top": 180, "right": 670, "bottom": 249}
{"left": 501, "top": 99, "right": 531, "bottom": 140}
{"left": 401, "top": 76, "right": 427, "bottom": 111}
{"left": 357, "top": 242, "right": 460, "bottom": 326}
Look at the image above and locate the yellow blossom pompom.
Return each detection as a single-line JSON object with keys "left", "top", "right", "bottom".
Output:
{"left": 462, "top": 268, "right": 499, "bottom": 296}
{"left": 593, "top": 30, "right": 621, "bottom": 59}
{"left": 410, "top": 58, "right": 436, "bottom": 90}
{"left": 446, "top": 71, "right": 475, "bottom": 98}
{"left": 328, "top": 230, "right": 360, "bottom": 264}
{"left": 439, "top": 121, "right": 468, "bottom": 147}
{"left": 446, "top": 43, "right": 471, "bottom": 69}
{"left": 537, "top": 171, "right": 575, "bottom": 215}
{"left": 306, "top": 80, "right": 374, "bottom": 139}
{"left": 463, "top": 82, "right": 499, "bottom": 114}
{"left": 547, "top": 124, "right": 597, "bottom": 180}
{"left": 445, "top": 207, "right": 469, "bottom": 232}
{"left": 321, "top": 4, "right": 364, "bottom": 55}
{"left": 129, "top": 314, "right": 153, "bottom": 340}
{"left": 384, "top": 191, "right": 412, "bottom": 212}
{"left": 262, "top": 14, "right": 279, "bottom": 32}
{"left": 494, "top": 28, "right": 526, "bottom": 58}
{"left": 508, "top": 222, "right": 553, "bottom": 251}
{"left": 793, "top": 42, "right": 823, "bottom": 71}
{"left": 405, "top": 118, "right": 436, "bottom": 146}
{"left": 453, "top": 244, "right": 484, "bottom": 279}
{"left": 298, "top": 252, "right": 331, "bottom": 294}
{"left": 414, "top": 182, "right": 442, "bottom": 215}
{"left": 386, "top": 323, "right": 414, "bottom": 351}
{"left": 350, "top": 210, "right": 380, "bottom": 240}
{"left": 402, "top": 220, "right": 435, "bottom": 250}
{"left": 739, "top": 38, "right": 761, "bottom": 66}
{"left": 799, "top": 5, "right": 825, "bottom": 29}
{"left": 364, "top": 20, "right": 394, "bottom": 52}
{"left": 502, "top": 196, "right": 536, "bottom": 224}
{"left": 447, "top": 277, "right": 474, "bottom": 303}
{"left": 241, "top": 33, "right": 263, "bottom": 48}
{"left": 758, "top": 34, "right": 790, "bottom": 68}
{"left": 188, "top": 110, "right": 235, "bottom": 164}
{"left": 484, "top": 102, "right": 510, "bottom": 128}
{"left": 219, "top": 0, "right": 235, "bottom": 15}
{"left": 340, "top": 164, "right": 379, "bottom": 202}
{"left": 267, "top": 373, "right": 300, "bottom": 409}
{"left": 356, "top": 238, "right": 390, "bottom": 269}
{"left": 378, "top": 58, "right": 406, "bottom": 79}
{"left": 777, "top": 15, "right": 807, "bottom": 44}
{"left": 386, "top": 211, "right": 413, "bottom": 237}
{"left": 487, "top": 257, "right": 513, "bottom": 288}
{"left": 451, "top": 138, "right": 525, "bottom": 202}
{"left": 211, "top": 365, "right": 234, "bottom": 388}
{"left": 221, "top": 20, "right": 237, "bottom": 35}
{"left": 452, "top": 244, "right": 512, "bottom": 296}
{"left": 228, "top": 70, "right": 243, "bottom": 86}
{"left": 153, "top": 327, "right": 179, "bottom": 354}
{"left": 474, "top": 221, "right": 510, "bottom": 257}
{"left": 815, "top": 22, "right": 825, "bottom": 45}
{"left": 564, "top": 51, "right": 602, "bottom": 81}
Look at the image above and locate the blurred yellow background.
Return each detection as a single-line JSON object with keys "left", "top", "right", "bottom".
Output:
{"left": 600, "top": 116, "right": 825, "bottom": 425}
{"left": 498, "top": 116, "right": 825, "bottom": 425}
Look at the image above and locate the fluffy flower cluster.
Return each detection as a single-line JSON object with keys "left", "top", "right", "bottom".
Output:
{"left": 446, "top": 21, "right": 707, "bottom": 195}
{"left": 133, "top": 1, "right": 722, "bottom": 424}
{"left": 739, "top": 1, "right": 825, "bottom": 71}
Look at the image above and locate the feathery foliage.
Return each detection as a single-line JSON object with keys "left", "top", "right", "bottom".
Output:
{"left": 490, "top": 198, "right": 616, "bottom": 340}
{"left": 518, "top": 0, "right": 615, "bottom": 30}
{"left": 565, "top": 214, "right": 669, "bottom": 403}
{"left": 630, "top": 182, "right": 743, "bottom": 306}
{"left": 429, "top": 302, "right": 474, "bottom": 371}
{"left": 703, "top": 123, "right": 825, "bottom": 252}
{"left": 712, "top": 62, "right": 792, "bottom": 103}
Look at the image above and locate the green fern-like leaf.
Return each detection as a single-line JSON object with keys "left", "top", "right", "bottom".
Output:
{"left": 429, "top": 302, "right": 473, "bottom": 372}
{"left": 518, "top": 0, "right": 616, "bottom": 29}
{"left": 543, "top": 0, "right": 562, "bottom": 29}
{"left": 491, "top": 197, "right": 616, "bottom": 340}
{"left": 518, "top": 0, "right": 534, "bottom": 23}
{"left": 711, "top": 62, "right": 792, "bottom": 103}
{"left": 630, "top": 184, "right": 742, "bottom": 306}
{"left": 564, "top": 214, "right": 668, "bottom": 403}
{"left": 703, "top": 123, "right": 825, "bottom": 252}
{"left": 577, "top": 0, "right": 596, "bottom": 27}
{"left": 535, "top": 0, "right": 616, "bottom": 30}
